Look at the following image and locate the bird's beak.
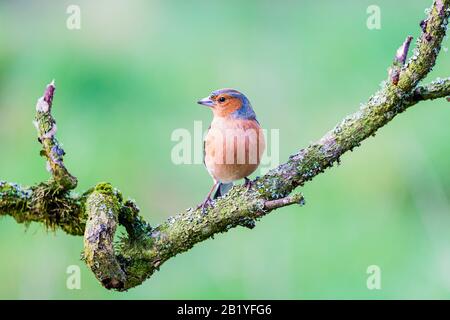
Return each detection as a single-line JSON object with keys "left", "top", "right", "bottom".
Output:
{"left": 197, "top": 96, "right": 214, "bottom": 107}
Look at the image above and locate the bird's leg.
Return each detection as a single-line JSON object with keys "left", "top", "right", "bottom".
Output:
{"left": 243, "top": 177, "right": 253, "bottom": 191}
{"left": 197, "top": 181, "right": 219, "bottom": 214}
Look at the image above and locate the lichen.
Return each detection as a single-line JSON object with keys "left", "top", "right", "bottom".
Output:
{"left": 1, "top": 0, "right": 449, "bottom": 293}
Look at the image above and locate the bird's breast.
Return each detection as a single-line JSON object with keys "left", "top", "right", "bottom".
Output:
{"left": 204, "top": 117, "right": 265, "bottom": 183}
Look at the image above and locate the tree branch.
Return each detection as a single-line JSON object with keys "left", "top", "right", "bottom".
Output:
{"left": 0, "top": 0, "right": 449, "bottom": 291}
{"left": 34, "top": 81, "right": 77, "bottom": 191}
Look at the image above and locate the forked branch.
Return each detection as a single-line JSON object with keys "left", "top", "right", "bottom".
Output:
{"left": 0, "top": 0, "right": 449, "bottom": 291}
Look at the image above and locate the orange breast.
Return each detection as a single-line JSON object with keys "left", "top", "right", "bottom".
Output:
{"left": 204, "top": 117, "right": 265, "bottom": 183}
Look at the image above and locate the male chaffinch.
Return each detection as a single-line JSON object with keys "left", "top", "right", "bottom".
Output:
{"left": 197, "top": 88, "right": 265, "bottom": 211}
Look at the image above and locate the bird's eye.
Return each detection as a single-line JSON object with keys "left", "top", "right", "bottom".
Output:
{"left": 218, "top": 97, "right": 226, "bottom": 103}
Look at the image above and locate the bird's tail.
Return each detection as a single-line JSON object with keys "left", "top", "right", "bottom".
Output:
{"left": 213, "top": 182, "right": 233, "bottom": 199}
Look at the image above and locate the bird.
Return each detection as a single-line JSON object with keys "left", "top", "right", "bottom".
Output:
{"left": 197, "top": 88, "right": 265, "bottom": 212}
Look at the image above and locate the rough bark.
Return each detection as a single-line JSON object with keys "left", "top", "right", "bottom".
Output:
{"left": 0, "top": 0, "right": 449, "bottom": 291}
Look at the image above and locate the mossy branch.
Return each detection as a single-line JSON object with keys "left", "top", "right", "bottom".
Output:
{"left": 34, "top": 81, "right": 77, "bottom": 191}
{"left": 0, "top": 0, "right": 449, "bottom": 291}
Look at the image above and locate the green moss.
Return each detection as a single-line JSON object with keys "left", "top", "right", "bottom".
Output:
{"left": 1, "top": 1, "right": 449, "bottom": 292}
{"left": 94, "top": 182, "right": 114, "bottom": 195}
{"left": 0, "top": 181, "right": 86, "bottom": 236}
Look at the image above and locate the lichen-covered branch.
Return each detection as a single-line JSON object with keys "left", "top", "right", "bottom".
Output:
{"left": 406, "top": 76, "right": 450, "bottom": 105}
{"left": 0, "top": 181, "right": 87, "bottom": 235}
{"left": 0, "top": 0, "right": 449, "bottom": 291}
{"left": 34, "top": 81, "right": 77, "bottom": 191}
{"left": 255, "top": 1, "right": 449, "bottom": 200}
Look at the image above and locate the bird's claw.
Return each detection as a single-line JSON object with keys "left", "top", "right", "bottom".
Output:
{"left": 196, "top": 197, "right": 213, "bottom": 214}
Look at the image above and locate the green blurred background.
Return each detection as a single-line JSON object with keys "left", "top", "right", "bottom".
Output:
{"left": 0, "top": 0, "right": 449, "bottom": 299}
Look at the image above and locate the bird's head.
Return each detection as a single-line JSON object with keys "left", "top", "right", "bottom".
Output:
{"left": 197, "top": 88, "right": 257, "bottom": 120}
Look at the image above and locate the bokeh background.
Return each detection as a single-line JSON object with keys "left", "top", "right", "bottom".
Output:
{"left": 0, "top": 0, "right": 449, "bottom": 299}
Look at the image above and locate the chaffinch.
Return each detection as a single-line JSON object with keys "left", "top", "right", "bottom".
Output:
{"left": 197, "top": 88, "right": 265, "bottom": 211}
